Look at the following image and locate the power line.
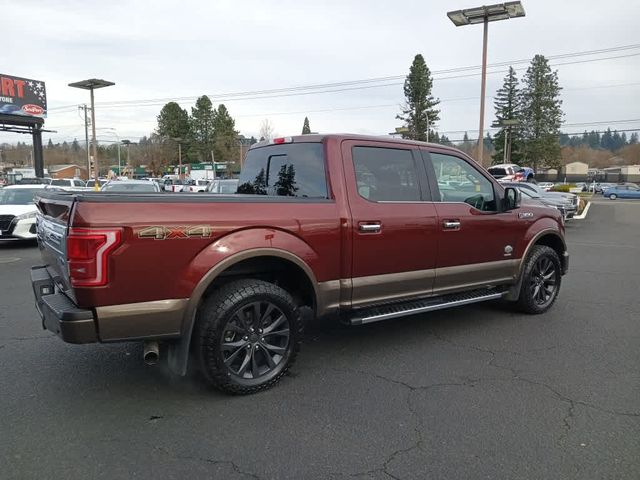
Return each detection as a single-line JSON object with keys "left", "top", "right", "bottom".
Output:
{"left": 46, "top": 43, "right": 640, "bottom": 112}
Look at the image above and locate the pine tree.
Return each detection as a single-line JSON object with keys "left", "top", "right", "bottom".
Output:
{"left": 520, "top": 55, "right": 563, "bottom": 171}
{"left": 492, "top": 67, "right": 523, "bottom": 165}
{"left": 396, "top": 54, "right": 440, "bottom": 141}
{"left": 189, "top": 96, "right": 215, "bottom": 162}
{"left": 212, "top": 104, "right": 239, "bottom": 165}
{"left": 301, "top": 117, "right": 311, "bottom": 135}
{"left": 274, "top": 165, "right": 299, "bottom": 196}
{"left": 630, "top": 132, "right": 638, "bottom": 145}
{"left": 157, "top": 101, "right": 190, "bottom": 164}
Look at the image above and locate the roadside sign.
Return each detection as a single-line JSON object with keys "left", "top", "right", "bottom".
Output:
{"left": 0, "top": 73, "right": 47, "bottom": 118}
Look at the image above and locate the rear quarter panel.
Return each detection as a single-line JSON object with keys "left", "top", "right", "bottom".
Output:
{"left": 70, "top": 200, "right": 342, "bottom": 308}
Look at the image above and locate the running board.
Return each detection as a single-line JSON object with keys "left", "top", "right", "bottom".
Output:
{"left": 349, "top": 289, "right": 506, "bottom": 325}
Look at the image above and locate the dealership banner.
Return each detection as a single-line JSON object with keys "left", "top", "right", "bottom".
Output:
{"left": 0, "top": 73, "right": 47, "bottom": 118}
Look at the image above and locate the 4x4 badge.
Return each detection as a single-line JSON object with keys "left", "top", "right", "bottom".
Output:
{"left": 518, "top": 212, "right": 534, "bottom": 219}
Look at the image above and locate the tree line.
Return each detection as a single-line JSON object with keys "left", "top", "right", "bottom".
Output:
{"left": 397, "top": 54, "right": 564, "bottom": 171}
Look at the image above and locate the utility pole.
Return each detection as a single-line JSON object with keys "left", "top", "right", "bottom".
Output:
{"left": 80, "top": 104, "right": 90, "bottom": 174}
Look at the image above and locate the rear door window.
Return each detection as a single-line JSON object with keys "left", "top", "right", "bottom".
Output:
{"left": 352, "top": 146, "right": 421, "bottom": 201}
{"left": 238, "top": 143, "right": 328, "bottom": 198}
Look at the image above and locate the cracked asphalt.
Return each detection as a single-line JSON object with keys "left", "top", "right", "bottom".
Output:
{"left": 1, "top": 199, "right": 639, "bottom": 480}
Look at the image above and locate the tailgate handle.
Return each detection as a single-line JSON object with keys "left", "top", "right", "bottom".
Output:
{"left": 359, "top": 222, "right": 381, "bottom": 233}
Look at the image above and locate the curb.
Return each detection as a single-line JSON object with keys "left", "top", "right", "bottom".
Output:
{"left": 573, "top": 201, "right": 591, "bottom": 220}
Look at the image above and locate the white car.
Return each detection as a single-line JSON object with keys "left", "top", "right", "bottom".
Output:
{"left": 206, "top": 179, "right": 239, "bottom": 194}
{"left": 47, "top": 178, "right": 87, "bottom": 190}
{"left": 188, "top": 179, "right": 211, "bottom": 192}
{"left": 0, "top": 185, "right": 47, "bottom": 241}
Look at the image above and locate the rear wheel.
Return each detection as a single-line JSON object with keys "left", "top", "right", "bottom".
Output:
{"left": 194, "top": 279, "right": 304, "bottom": 394}
{"left": 515, "top": 245, "right": 561, "bottom": 314}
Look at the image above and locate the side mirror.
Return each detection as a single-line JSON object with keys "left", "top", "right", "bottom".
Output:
{"left": 504, "top": 187, "right": 521, "bottom": 211}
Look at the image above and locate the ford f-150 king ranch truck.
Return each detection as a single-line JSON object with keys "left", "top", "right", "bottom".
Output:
{"left": 31, "top": 134, "right": 568, "bottom": 394}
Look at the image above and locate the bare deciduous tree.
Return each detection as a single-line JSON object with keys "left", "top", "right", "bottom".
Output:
{"left": 260, "top": 119, "right": 275, "bottom": 141}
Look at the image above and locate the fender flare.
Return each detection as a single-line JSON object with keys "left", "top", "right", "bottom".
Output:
{"left": 167, "top": 243, "right": 320, "bottom": 376}
{"left": 505, "top": 228, "right": 567, "bottom": 301}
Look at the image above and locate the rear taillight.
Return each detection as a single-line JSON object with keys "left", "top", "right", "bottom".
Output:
{"left": 67, "top": 228, "right": 122, "bottom": 287}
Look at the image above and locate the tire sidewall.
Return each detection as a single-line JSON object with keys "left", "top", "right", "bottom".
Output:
{"left": 197, "top": 280, "right": 303, "bottom": 394}
{"left": 518, "top": 246, "right": 562, "bottom": 314}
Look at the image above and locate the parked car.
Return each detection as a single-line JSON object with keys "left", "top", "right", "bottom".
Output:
{"left": 500, "top": 181, "right": 578, "bottom": 218}
{"left": 86, "top": 179, "right": 108, "bottom": 189}
{"left": 48, "top": 178, "right": 87, "bottom": 190}
{"left": 101, "top": 180, "right": 162, "bottom": 193}
{"left": 0, "top": 185, "right": 47, "bottom": 241}
{"left": 187, "top": 179, "right": 211, "bottom": 192}
{"left": 31, "top": 134, "right": 568, "bottom": 394}
{"left": 487, "top": 163, "right": 535, "bottom": 182}
{"left": 516, "top": 187, "right": 568, "bottom": 220}
{"left": 206, "top": 179, "right": 239, "bottom": 194}
{"left": 604, "top": 184, "right": 640, "bottom": 200}
{"left": 163, "top": 179, "right": 191, "bottom": 192}
{"left": 537, "top": 182, "right": 555, "bottom": 191}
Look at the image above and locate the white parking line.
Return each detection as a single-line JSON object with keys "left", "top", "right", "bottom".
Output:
{"left": 573, "top": 201, "right": 591, "bottom": 220}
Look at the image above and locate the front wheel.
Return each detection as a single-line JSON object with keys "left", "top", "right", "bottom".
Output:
{"left": 609, "top": 193, "right": 617, "bottom": 200}
{"left": 194, "top": 279, "right": 304, "bottom": 394}
{"left": 515, "top": 245, "right": 562, "bottom": 314}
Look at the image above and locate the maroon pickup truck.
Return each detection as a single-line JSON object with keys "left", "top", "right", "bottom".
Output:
{"left": 31, "top": 134, "right": 568, "bottom": 394}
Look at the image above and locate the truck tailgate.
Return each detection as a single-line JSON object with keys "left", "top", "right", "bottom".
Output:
{"left": 36, "top": 192, "right": 76, "bottom": 301}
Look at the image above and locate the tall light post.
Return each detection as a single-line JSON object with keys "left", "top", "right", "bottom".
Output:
{"left": 447, "top": 2, "right": 525, "bottom": 166}
{"left": 68, "top": 79, "right": 115, "bottom": 189}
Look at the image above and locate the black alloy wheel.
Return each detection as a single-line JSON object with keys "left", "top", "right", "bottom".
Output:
{"left": 528, "top": 255, "right": 558, "bottom": 308}
{"left": 516, "top": 245, "right": 562, "bottom": 314}
{"left": 221, "top": 301, "right": 290, "bottom": 380}
{"left": 195, "top": 279, "right": 303, "bottom": 394}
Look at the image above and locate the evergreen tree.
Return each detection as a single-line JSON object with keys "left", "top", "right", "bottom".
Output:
{"left": 157, "top": 101, "right": 190, "bottom": 163}
{"left": 212, "top": 104, "right": 239, "bottom": 164}
{"left": 601, "top": 128, "right": 613, "bottom": 150}
{"left": 396, "top": 54, "right": 440, "bottom": 141}
{"left": 588, "top": 130, "right": 600, "bottom": 149}
{"left": 274, "top": 165, "right": 298, "bottom": 196}
{"left": 492, "top": 67, "right": 523, "bottom": 164}
{"left": 301, "top": 117, "right": 311, "bottom": 134}
{"left": 189, "top": 96, "right": 215, "bottom": 162}
{"left": 47, "top": 139, "right": 54, "bottom": 149}
{"left": 630, "top": 132, "right": 639, "bottom": 145}
{"left": 71, "top": 139, "right": 80, "bottom": 153}
{"left": 520, "top": 55, "right": 563, "bottom": 171}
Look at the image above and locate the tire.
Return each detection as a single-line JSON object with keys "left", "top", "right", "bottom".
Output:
{"left": 609, "top": 193, "right": 617, "bottom": 200}
{"left": 194, "top": 279, "right": 304, "bottom": 395}
{"left": 515, "top": 245, "right": 562, "bottom": 314}
{"left": 527, "top": 176, "right": 537, "bottom": 184}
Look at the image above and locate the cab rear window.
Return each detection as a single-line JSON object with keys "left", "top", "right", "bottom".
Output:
{"left": 237, "top": 143, "right": 328, "bottom": 198}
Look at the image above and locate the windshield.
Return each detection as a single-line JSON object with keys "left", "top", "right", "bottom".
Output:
{"left": 50, "top": 179, "right": 70, "bottom": 186}
{"left": 0, "top": 188, "right": 41, "bottom": 205}
{"left": 102, "top": 183, "right": 157, "bottom": 192}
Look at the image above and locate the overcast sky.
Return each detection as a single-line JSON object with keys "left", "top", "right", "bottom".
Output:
{"left": 2, "top": 0, "right": 639, "bottom": 146}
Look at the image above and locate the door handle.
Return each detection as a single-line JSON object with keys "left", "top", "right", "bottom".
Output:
{"left": 359, "top": 222, "right": 381, "bottom": 233}
{"left": 443, "top": 220, "right": 461, "bottom": 230}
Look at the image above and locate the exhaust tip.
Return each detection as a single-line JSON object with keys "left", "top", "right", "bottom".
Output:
{"left": 143, "top": 341, "right": 160, "bottom": 366}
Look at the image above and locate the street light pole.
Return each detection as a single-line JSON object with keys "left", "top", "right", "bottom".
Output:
{"left": 478, "top": 17, "right": 489, "bottom": 164}
{"left": 447, "top": 2, "right": 525, "bottom": 166}
{"left": 69, "top": 79, "right": 115, "bottom": 190}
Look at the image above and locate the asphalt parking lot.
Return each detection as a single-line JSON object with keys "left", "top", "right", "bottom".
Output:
{"left": 1, "top": 200, "right": 639, "bottom": 480}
